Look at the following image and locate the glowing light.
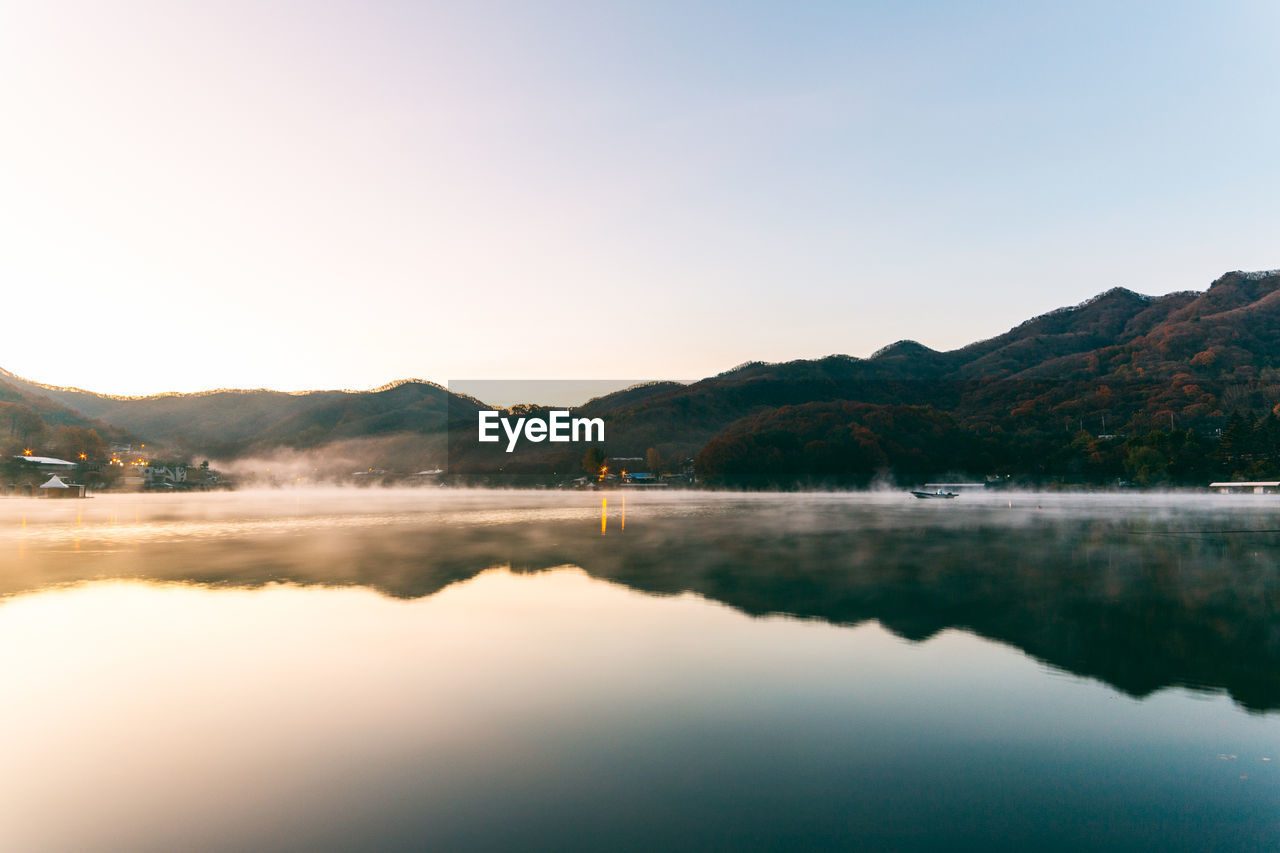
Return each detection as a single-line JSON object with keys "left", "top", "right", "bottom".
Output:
{"left": 601, "top": 498, "right": 607, "bottom": 535}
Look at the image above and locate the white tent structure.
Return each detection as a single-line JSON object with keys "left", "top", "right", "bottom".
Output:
{"left": 39, "top": 475, "right": 85, "bottom": 498}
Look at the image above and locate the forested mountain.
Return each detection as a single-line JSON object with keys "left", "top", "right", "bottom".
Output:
{"left": 0, "top": 372, "right": 479, "bottom": 460}
{"left": 5, "top": 268, "right": 1280, "bottom": 484}
{"left": 0, "top": 370, "right": 131, "bottom": 462}
{"left": 583, "top": 269, "right": 1280, "bottom": 484}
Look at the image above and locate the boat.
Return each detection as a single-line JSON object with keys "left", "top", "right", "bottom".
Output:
{"left": 911, "top": 490, "right": 957, "bottom": 499}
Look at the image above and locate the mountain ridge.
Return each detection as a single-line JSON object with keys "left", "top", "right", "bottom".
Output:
{"left": 5, "top": 268, "right": 1280, "bottom": 482}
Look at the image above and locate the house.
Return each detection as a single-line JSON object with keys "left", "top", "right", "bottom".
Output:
{"left": 143, "top": 464, "right": 187, "bottom": 485}
{"left": 622, "top": 472, "right": 665, "bottom": 487}
{"left": 13, "top": 455, "right": 78, "bottom": 473}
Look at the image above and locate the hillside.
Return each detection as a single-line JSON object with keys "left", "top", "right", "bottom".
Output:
{"left": 0, "top": 370, "right": 133, "bottom": 461}
{"left": 0, "top": 371, "right": 484, "bottom": 473}
{"left": 5, "top": 268, "right": 1280, "bottom": 483}
{"left": 429, "top": 267, "right": 1280, "bottom": 482}
{"left": 588, "top": 269, "right": 1280, "bottom": 436}
{"left": 575, "top": 269, "right": 1280, "bottom": 484}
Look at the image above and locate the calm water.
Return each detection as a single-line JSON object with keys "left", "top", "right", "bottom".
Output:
{"left": 0, "top": 489, "right": 1277, "bottom": 851}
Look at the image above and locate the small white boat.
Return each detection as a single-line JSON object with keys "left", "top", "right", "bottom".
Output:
{"left": 911, "top": 490, "right": 957, "bottom": 499}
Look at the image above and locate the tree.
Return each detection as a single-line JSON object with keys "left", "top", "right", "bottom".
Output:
{"left": 48, "top": 425, "right": 107, "bottom": 462}
{"left": 645, "top": 447, "right": 662, "bottom": 475}
{"left": 582, "top": 447, "right": 606, "bottom": 476}
{"left": 1220, "top": 411, "right": 1255, "bottom": 476}
{"left": 1, "top": 404, "right": 45, "bottom": 447}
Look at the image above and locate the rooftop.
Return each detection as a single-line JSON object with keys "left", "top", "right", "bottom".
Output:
{"left": 13, "top": 455, "right": 77, "bottom": 466}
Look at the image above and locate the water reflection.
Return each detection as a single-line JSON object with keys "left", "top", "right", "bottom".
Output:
{"left": 1, "top": 491, "right": 1278, "bottom": 712}
{"left": 0, "top": 492, "right": 1278, "bottom": 851}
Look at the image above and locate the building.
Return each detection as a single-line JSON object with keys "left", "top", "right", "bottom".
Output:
{"left": 13, "top": 455, "right": 78, "bottom": 473}
{"left": 1209, "top": 481, "right": 1280, "bottom": 494}
{"left": 39, "top": 475, "right": 86, "bottom": 499}
{"left": 143, "top": 464, "right": 187, "bottom": 485}
{"left": 923, "top": 482, "right": 987, "bottom": 492}
{"left": 622, "top": 472, "right": 665, "bottom": 487}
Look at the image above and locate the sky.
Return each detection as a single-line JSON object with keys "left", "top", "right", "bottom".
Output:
{"left": 1, "top": 0, "right": 1278, "bottom": 396}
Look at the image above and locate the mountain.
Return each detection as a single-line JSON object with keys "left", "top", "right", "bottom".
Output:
{"left": 428, "top": 267, "right": 1280, "bottom": 482}
{"left": 576, "top": 269, "right": 1280, "bottom": 484}
{"left": 0, "top": 370, "right": 484, "bottom": 473}
{"left": 4, "top": 268, "right": 1279, "bottom": 483}
{"left": 702, "top": 269, "right": 1280, "bottom": 386}
{"left": 588, "top": 269, "right": 1280, "bottom": 424}
{"left": 0, "top": 370, "right": 134, "bottom": 462}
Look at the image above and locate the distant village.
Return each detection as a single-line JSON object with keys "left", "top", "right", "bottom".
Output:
{"left": 347, "top": 451, "right": 698, "bottom": 491}
{"left": 1, "top": 445, "right": 224, "bottom": 499}
{"left": 9, "top": 440, "right": 1280, "bottom": 498}
{"left": 1, "top": 438, "right": 703, "bottom": 498}
{"left": 564, "top": 454, "right": 697, "bottom": 490}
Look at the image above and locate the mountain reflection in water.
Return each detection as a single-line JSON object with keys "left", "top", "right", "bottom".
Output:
{"left": 2, "top": 490, "right": 1277, "bottom": 713}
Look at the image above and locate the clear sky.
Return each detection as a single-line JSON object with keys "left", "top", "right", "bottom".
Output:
{"left": 2, "top": 1, "right": 1277, "bottom": 395}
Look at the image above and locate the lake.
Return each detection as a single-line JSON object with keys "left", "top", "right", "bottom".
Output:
{"left": 0, "top": 489, "right": 1276, "bottom": 851}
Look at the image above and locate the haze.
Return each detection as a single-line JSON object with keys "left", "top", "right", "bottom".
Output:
{"left": 1, "top": 1, "right": 1277, "bottom": 395}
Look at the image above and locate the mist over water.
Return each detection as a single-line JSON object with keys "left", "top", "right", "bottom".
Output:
{"left": 1, "top": 489, "right": 1278, "bottom": 851}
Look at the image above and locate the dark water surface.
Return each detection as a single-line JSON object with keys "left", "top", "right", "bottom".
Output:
{"left": 0, "top": 490, "right": 1277, "bottom": 851}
